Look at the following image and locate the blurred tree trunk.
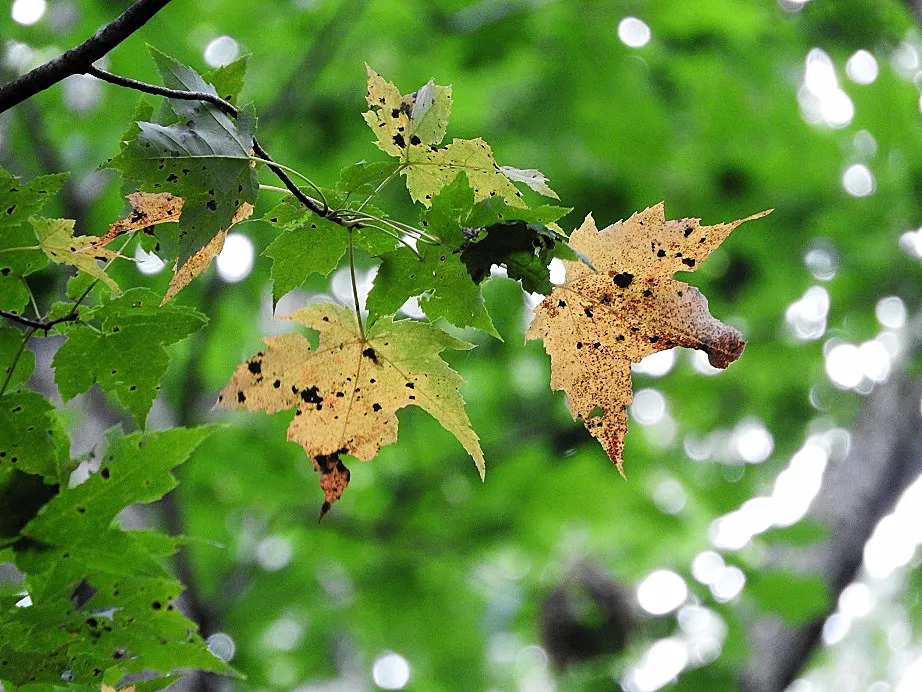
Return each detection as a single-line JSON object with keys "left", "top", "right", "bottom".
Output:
{"left": 741, "top": 354, "right": 922, "bottom": 691}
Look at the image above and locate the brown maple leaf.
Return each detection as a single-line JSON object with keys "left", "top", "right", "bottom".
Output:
{"left": 526, "top": 202, "right": 771, "bottom": 474}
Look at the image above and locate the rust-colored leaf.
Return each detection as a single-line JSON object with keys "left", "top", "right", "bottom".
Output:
{"left": 94, "top": 191, "right": 184, "bottom": 247}
{"left": 526, "top": 203, "right": 771, "bottom": 474}
{"left": 161, "top": 201, "right": 252, "bottom": 304}
{"left": 218, "top": 303, "right": 483, "bottom": 516}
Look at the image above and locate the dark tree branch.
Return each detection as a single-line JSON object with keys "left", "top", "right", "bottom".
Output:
{"left": 87, "top": 65, "right": 238, "bottom": 117}
{"left": 741, "top": 364, "right": 922, "bottom": 691}
{"left": 0, "top": 0, "right": 173, "bottom": 114}
{"left": 0, "top": 308, "right": 78, "bottom": 333}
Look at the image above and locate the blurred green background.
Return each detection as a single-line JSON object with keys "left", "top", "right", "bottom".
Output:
{"left": 5, "top": 0, "right": 922, "bottom": 690}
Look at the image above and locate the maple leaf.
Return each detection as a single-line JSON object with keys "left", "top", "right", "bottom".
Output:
{"left": 107, "top": 48, "right": 258, "bottom": 268}
{"left": 526, "top": 203, "right": 771, "bottom": 474}
{"left": 30, "top": 217, "right": 123, "bottom": 293}
{"left": 219, "top": 303, "right": 484, "bottom": 516}
{"left": 363, "top": 67, "right": 556, "bottom": 207}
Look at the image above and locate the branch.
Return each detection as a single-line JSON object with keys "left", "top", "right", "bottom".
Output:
{"left": 88, "top": 68, "right": 356, "bottom": 227}
{"left": 0, "top": 308, "right": 78, "bottom": 333}
{"left": 741, "top": 364, "right": 922, "bottom": 691}
{"left": 0, "top": 0, "right": 173, "bottom": 114}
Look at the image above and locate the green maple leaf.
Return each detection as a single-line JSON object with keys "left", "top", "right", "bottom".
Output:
{"left": 107, "top": 48, "right": 258, "bottom": 268}
{"left": 0, "top": 426, "right": 235, "bottom": 685}
{"left": 262, "top": 190, "right": 396, "bottom": 303}
{"left": 367, "top": 174, "right": 498, "bottom": 336}
{"left": 219, "top": 302, "right": 483, "bottom": 514}
{"left": 366, "top": 174, "right": 572, "bottom": 331}
{"left": 0, "top": 168, "right": 66, "bottom": 312}
{"left": 52, "top": 288, "right": 206, "bottom": 425}
{"left": 0, "top": 390, "right": 71, "bottom": 483}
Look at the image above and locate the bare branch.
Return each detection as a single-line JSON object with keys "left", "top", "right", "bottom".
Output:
{"left": 0, "top": 308, "right": 78, "bottom": 333}
{"left": 0, "top": 0, "right": 173, "bottom": 114}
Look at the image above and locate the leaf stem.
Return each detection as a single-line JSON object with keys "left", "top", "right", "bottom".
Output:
{"left": 354, "top": 165, "right": 403, "bottom": 213}
{"left": 347, "top": 229, "right": 365, "bottom": 339}
{"left": 258, "top": 184, "right": 290, "bottom": 194}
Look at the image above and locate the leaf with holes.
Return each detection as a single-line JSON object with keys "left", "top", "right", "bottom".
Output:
{"left": 363, "top": 68, "right": 556, "bottom": 207}
{"left": 218, "top": 302, "right": 483, "bottom": 516}
{"left": 0, "top": 426, "right": 235, "bottom": 686}
{"left": 0, "top": 390, "right": 72, "bottom": 483}
{"left": 107, "top": 49, "right": 257, "bottom": 268}
{"left": 526, "top": 203, "right": 771, "bottom": 473}
{"left": 367, "top": 173, "right": 571, "bottom": 328}
{"left": 52, "top": 288, "right": 207, "bottom": 426}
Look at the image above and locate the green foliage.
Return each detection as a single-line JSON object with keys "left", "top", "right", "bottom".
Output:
{"left": 0, "top": 170, "right": 65, "bottom": 312}
{"left": 108, "top": 48, "right": 258, "bottom": 267}
{"left": 0, "top": 427, "right": 232, "bottom": 686}
{"left": 53, "top": 288, "right": 207, "bottom": 426}
{"left": 4, "top": 2, "right": 922, "bottom": 689}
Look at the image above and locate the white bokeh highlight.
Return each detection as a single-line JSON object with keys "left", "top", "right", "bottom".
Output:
{"left": 217, "top": 233, "right": 255, "bottom": 283}
{"left": 618, "top": 17, "right": 651, "bottom": 48}
{"left": 637, "top": 570, "right": 688, "bottom": 615}
{"left": 11, "top": 0, "right": 46, "bottom": 25}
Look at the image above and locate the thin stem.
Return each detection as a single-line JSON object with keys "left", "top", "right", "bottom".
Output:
{"left": 22, "top": 278, "right": 41, "bottom": 318}
{"left": 246, "top": 157, "right": 328, "bottom": 210}
{"left": 259, "top": 184, "right": 290, "bottom": 194}
{"left": 0, "top": 327, "right": 36, "bottom": 397}
{"left": 354, "top": 165, "right": 403, "bottom": 213}
{"left": 0, "top": 246, "right": 42, "bottom": 253}
{"left": 87, "top": 65, "right": 237, "bottom": 117}
{"left": 348, "top": 229, "right": 365, "bottom": 339}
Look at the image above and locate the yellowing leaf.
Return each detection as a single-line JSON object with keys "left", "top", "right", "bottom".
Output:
{"left": 93, "top": 191, "right": 252, "bottom": 303}
{"left": 219, "top": 303, "right": 484, "bottom": 515}
{"left": 526, "top": 203, "right": 771, "bottom": 474}
{"left": 403, "top": 137, "right": 525, "bottom": 207}
{"left": 31, "top": 217, "right": 122, "bottom": 293}
{"left": 363, "top": 68, "right": 556, "bottom": 208}
{"left": 102, "top": 685, "right": 136, "bottom": 692}
{"left": 363, "top": 65, "right": 452, "bottom": 155}
{"left": 161, "top": 201, "right": 253, "bottom": 304}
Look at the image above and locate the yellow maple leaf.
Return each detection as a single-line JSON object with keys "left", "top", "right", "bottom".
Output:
{"left": 219, "top": 302, "right": 484, "bottom": 516}
{"left": 31, "top": 217, "right": 122, "bottom": 293}
{"left": 363, "top": 67, "right": 555, "bottom": 207}
{"left": 526, "top": 203, "right": 771, "bottom": 474}
{"left": 94, "top": 191, "right": 184, "bottom": 247}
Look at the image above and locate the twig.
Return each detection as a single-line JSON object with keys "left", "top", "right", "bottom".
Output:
{"left": 348, "top": 229, "right": 365, "bottom": 339}
{"left": 86, "top": 65, "right": 237, "bottom": 117}
{"left": 0, "top": 0, "right": 174, "bottom": 114}
{"left": 0, "top": 309, "right": 78, "bottom": 333}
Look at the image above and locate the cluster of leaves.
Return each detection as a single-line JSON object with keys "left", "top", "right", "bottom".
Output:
{"left": 0, "top": 45, "right": 767, "bottom": 686}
